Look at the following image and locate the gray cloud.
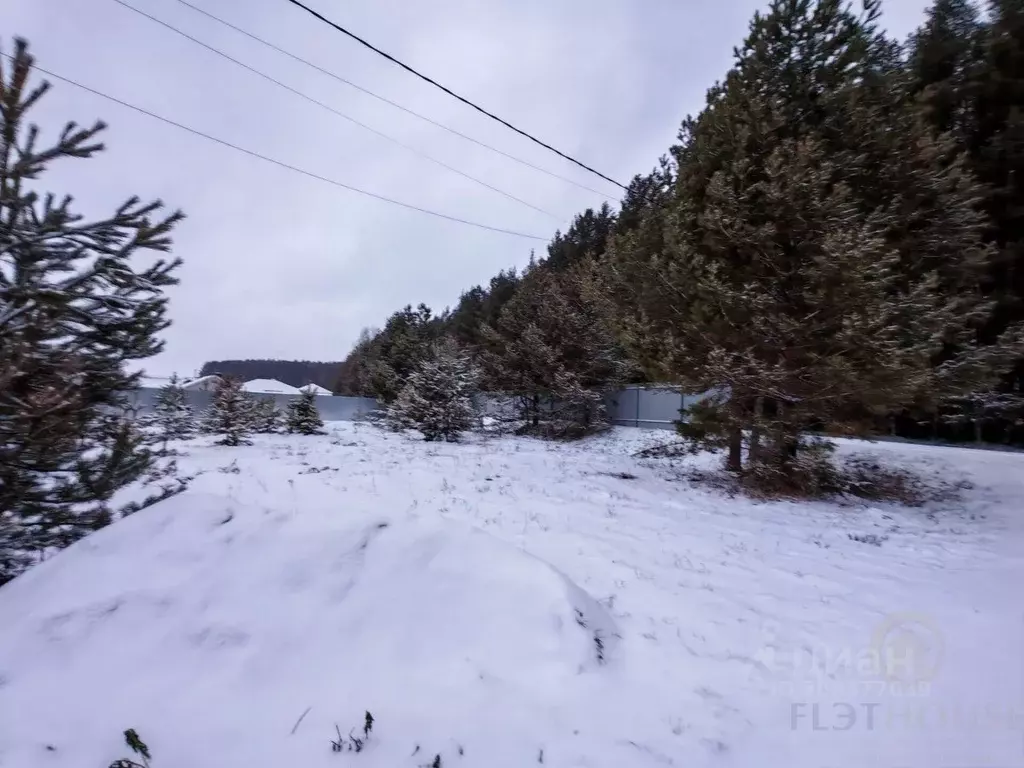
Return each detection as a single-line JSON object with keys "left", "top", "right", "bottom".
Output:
{"left": 6, "top": 0, "right": 928, "bottom": 376}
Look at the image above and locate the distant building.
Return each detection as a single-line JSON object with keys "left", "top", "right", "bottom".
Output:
{"left": 182, "top": 375, "right": 223, "bottom": 392}
{"left": 299, "top": 383, "right": 333, "bottom": 396}
{"left": 241, "top": 378, "right": 301, "bottom": 395}
{"left": 138, "top": 375, "right": 172, "bottom": 389}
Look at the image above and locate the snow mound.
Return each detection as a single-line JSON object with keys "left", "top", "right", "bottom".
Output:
{"left": 0, "top": 492, "right": 616, "bottom": 768}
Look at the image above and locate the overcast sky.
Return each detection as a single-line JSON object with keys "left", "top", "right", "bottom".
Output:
{"left": 8, "top": 0, "right": 930, "bottom": 376}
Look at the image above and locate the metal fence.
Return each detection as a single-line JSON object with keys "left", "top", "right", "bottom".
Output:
{"left": 129, "top": 388, "right": 379, "bottom": 423}
{"left": 604, "top": 387, "right": 707, "bottom": 430}
{"left": 131, "top": 386, "right": 697, "bottom": 430}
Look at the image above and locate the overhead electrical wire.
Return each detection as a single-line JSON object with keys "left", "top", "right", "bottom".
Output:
{"left": 111, "top": 0, "right": 560, "bottom": 220}
{"left": 169, "top": 0, "right": 616, "bottom": 201}
{"left": 280, "top": 0, "right": 628, "bottom": 191}
{"left": 13, "top": 55, "right": 548, "bottom": 241}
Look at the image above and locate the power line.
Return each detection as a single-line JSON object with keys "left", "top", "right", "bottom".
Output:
{"left": 111, "top": 0, "right": 560, "bottom": 220}
{"left": 281, "top": 0, "right": 628, "bottom": 191}
{"left": 18, "top": 56, "right": 547, "bottom": 241}
{"left": 169, "top": 0, "right": 616, "bottom": 202}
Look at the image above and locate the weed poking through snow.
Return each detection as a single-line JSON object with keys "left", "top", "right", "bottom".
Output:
{"left": 330, "top": 711, "right": 374, "bottom": 754}
{"left": 848, "top": 532, "right": 889, "bottom": 546}
{"left": 574, "top": 609, "right": 606, "bottom": 663}
{"left": 108, "top": 729, "right": 151, "bottom": 768}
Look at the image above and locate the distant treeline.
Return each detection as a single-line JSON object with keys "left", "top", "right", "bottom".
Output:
{"left": 199, "top": 359, "right": 342, "bottom": 391}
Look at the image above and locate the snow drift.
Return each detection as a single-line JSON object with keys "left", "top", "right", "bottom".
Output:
{"left": 0, "top": 492, "right": 616, "bottom": 768}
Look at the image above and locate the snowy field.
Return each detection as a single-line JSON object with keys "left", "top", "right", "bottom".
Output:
{"left": 1, "top": 424, "right": 1022, "bottom": 768}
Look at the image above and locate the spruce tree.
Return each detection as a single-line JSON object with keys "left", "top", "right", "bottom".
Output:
{"left": 0, "top": 39, "right": 183, "bottom": 583}
{"left": 153, "top": 374, "right": 194, "bottom": 441}
{"left": 287, "top": 389, "right": 325, "bottom": 435}
{"left": 250, "top": 396, "right": 283, "bottom": 433}
{"left": 386, "top": 339, "right": 478, "bottom": 441}
{"left": 204, "top": 377, "right": 251, "bottom": 446}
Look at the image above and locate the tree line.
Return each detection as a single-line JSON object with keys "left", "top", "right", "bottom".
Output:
{"left": 338, "top": 0, "right": 1024, "bottom": 471}
{"left": 198, "top": 359, "right": 342, "bottom": 390}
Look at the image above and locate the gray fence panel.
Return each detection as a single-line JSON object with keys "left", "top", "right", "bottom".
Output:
{"left": 131, "top": 388, "right": 378, "bottom": 422}
{"left": 606, "top": 386, "right": 709, "bottom": 430}
{"left": 315, "top": 396, "right": 379, "bottom": 421}
{"left": 637, "top": 389, "right": 684, "bottom": 430}
{"left": 605, "top": 388, "right": 640, "bottom": 427}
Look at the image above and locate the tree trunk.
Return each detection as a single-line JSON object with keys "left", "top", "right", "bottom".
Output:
{"left": 749, "top": 396, "right": 763, "bottom": 464}
{"left": 974, "top": 418, "right": 983, "bottom": 444}
{"left": 532, "top": 393, "right": 540, "bottom": 427}
{"left": 726, "top": 427, "right": 743, "bottom": 472}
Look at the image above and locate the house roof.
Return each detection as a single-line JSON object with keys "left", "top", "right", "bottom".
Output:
{"left": 138, "top": 375, "right": 172, "bottom": 389}
{"left": 299, "top": 383, "right": 333, "bottom": 396}
{"left": 181, "top": 375, "right": 223, "bottom": 391}
{"left": 241, "top": 378, "right": 301, "bottom": 395}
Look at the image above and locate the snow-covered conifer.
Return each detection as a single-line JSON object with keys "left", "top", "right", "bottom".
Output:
{"left": 386, "top": 339, "right": 478, "bottom": 441}
{"left": 287, "top": 390, "right": 325, "bottom": 435}
{"left": 154, "top": 374, "right": 194, "bottom": 440}
{"left": 251, "top": 397, "right": 283, "bottom": 434}
{"left": 204, "top": 377, "right": 252, "bottom": 446}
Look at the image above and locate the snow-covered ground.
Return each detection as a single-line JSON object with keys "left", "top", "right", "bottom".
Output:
{"left": 1, "top": 425, "right": 1021, "bottom": 768}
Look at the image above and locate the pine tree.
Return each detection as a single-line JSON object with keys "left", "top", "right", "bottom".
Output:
{"left": 605, "top": 0, "right": 998, "bottom": 479}
{"left": 204, "top": 377, "right": 251, "bottom": 446}
{"left": 339, "top": 304, "right": 441, "bottom": 401}
{"left": 481, "top": 265, "right": 629, "bottom": 438}
{"left": 545, "top": 203, "right": 617, "bottom": 272}
{"left": 153, "top": 373, "right": 194, "bottom": 441}
{"left": 909, "top": 0, "right": 985, "bottom": 140}
{"left": 0, "top": 39, "right": 183, "bottom": 583}
{"left": 287, "top": 389, "right": 325, "bottom": 435}
{"left": 958, "top": 0, "right": 1024, "bottom": 416}
{"left": 386, "top": 339, "right": 478, "bottom": 441}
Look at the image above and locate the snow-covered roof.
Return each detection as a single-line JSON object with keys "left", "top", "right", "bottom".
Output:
{"left": 138, "top": 375, "right": 172, "bottom": 389}
{"left": 181, "top": 375, "right": 223, "bottom": 391}
{"left": 242, "top": 378, "right": 301, "bottom": 395}
{"left": 299, "top": 383, "right": 333, "bottom": 396}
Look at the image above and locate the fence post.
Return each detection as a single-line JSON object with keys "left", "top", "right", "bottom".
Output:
{"left": 635, "top": 387, "right": 640, "bottom": 428}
